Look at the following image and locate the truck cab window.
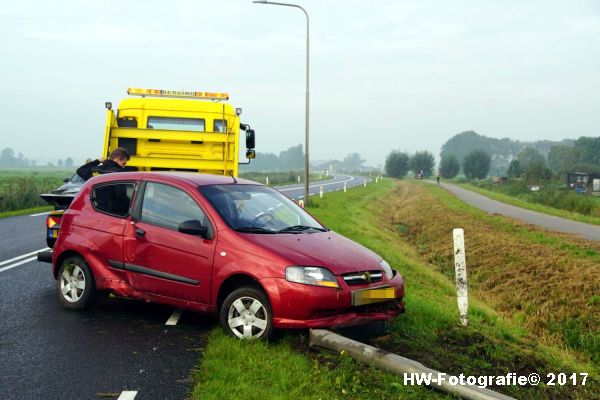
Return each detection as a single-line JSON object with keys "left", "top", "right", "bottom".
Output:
{"left": 214, "top": 119, "right": 227, "bottom": 133}
{"left": 147, "top": 117, "right": 205, "bottom": 132}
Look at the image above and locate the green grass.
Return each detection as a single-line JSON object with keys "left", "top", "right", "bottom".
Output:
{"left": 456, "top": 182, "right": 600, "bottom": 226}
{"left": 192, "top": 180, "right": 598, "bottom": 400}
{"left": 0, "top": 168, "right": 73, "bottom": 214}
{"left": 0, "top": 205, "right": 53, "bottom": 219}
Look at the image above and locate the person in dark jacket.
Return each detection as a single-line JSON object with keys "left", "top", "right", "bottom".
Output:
{"left": 76, "top": 147, "right": 131, "bottom": 180}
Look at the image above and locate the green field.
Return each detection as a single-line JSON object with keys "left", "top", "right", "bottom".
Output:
{"left": 0, "top": 168, "right": 74, "bottom": 216}
{"left": 191, "top": 180, "right": 598, "bottom": 400}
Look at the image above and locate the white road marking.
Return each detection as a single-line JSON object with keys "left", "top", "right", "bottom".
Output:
{"left": 0, "top": 247, "right": 49, "bottom": 267}
{"left": 166, "top": 309, "right": 183, "bottom": 326}
{"left": 0, "top": 256, "right": 38, "bottom": 273}
{"left": 30, "top": 211, "right": 51, "bottom": 217}
{"left": 117, "top": 391, "right": 138, "bottom": 400}
{"left": 278, "top": 176, "right": 355, "bottom": 192}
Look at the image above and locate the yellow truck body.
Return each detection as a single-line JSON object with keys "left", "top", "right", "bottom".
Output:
{"left": 102, "top": 88, "right": 255, "bottom": 177}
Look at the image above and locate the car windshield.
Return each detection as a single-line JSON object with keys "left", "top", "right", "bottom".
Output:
{"left": 199, "top": 185, "right": 327, "bottom": 234}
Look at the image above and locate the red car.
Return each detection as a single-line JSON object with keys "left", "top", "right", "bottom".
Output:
{"left": 43, "top": 172, "right": 405, "bottom": 339}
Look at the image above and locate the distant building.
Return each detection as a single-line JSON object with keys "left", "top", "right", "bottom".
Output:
{"left": 567, "top": 172, "right": 600, "bottom": 194}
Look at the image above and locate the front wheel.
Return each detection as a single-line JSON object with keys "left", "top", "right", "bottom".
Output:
{"left": 220, "top": 287, "right": 273, "bottom": 340}
{"left": 57, "top": 256, "right": 97, "bottom": 310}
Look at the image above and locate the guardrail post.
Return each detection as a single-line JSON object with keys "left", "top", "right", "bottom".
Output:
{"left": 453, "top": 228, "right": 469, "bottom": 327}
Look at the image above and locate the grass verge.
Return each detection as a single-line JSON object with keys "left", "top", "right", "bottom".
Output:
{"left": 0, "top": 205, "right": 53, "bottom": 219}
{"left": 191, "top": 179, "right": 598, "bottom": 400}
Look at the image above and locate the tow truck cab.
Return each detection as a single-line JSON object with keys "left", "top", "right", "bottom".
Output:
{"left": 40, "top": 88, "right": 256, "bottom": 249}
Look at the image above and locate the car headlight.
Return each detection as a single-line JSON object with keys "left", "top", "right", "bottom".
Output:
{"left": 285, "top": 266, "right": 339, "bottom": 288}
{"left": 380, "top": 259, "right": 394, "bottom": 280}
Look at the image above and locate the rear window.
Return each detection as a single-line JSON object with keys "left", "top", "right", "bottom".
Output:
{"left": 91, "top": 182, "right": 136, "bottom": 217}
{"left": 147, "top": 117, "right": 205, "bottom": 132}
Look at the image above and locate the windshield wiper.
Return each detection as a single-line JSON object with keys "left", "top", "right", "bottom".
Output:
{"left": 277, "top": 225, "right": 328, "bottom": 233}
{"left": 234, "top": 226, "right": 277, "bottom": 234}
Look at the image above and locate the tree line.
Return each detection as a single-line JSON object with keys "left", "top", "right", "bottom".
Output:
{"left": 432, "top": 135, "right": 600, "bottom": 184}
{"left": 0, "top": 147, "right": 74, "bottom": 168}
{"left": 241, "top": 144, "right": 368, "bottom": 172}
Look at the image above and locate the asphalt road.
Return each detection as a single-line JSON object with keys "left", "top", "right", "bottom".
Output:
{"left": 0, "top": 174, "right": 368, "bottom": 400}
{"left": 439, "top": 182, "right": 600, "bottom": 241}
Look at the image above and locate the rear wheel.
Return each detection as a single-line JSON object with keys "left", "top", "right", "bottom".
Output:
{"left": 57, "top": 256, "right": 97, "bottom": 310}
{"left": 220, "top": 287, "right": 273, "bottom": 340}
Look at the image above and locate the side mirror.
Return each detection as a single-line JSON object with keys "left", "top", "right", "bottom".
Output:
{"left": 178, "top": 220, "right": 209, "bottom": 238}
{"left": 63, "top": 178, "right": 69, "bottom": 183}
{"left": 246, "top": 150, "right": 256, "bottom": 160}
{"left": 246, "top": 129, "right": 255, "bottom": 150}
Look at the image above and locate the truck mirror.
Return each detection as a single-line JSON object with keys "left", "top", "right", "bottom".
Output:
{"left": 246, "top": 129, "right": 255, "bottom": 149}
{"left": 246, "top": 150, "right": 256, "bottom": 160}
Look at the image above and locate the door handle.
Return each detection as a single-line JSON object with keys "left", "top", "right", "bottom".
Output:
{"left": 135, "top": 228, "right": 146, "bottom": 238}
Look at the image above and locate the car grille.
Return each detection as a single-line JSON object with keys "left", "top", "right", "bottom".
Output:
{"left": 342, "top": 270, "right": 382, "bottom": 285}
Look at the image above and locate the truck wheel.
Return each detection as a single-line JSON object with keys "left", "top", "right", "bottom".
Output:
{"left": 220, "top": 287, "right": 273, "bottom": 340}
{"left": 57, "top": 256, "right": 97, "bottom": 310}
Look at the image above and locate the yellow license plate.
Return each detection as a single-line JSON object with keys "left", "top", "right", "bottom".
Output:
{"left": 352, "top": 287, "right": 396, "bottom": 306}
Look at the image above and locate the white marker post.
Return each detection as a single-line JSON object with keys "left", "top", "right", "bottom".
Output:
{"left": 343, "top": 182, "right": 347, "bottom": 192}
{"left": 453, "top": 228, "right": 468, "bottom": 327}
{"left": 319, "top": 186, "right": 324, "bottom": 198}
{"left": 375, "top": 176, "right": 379, "bottom": 183}
{"left": 298, "top": 199, "right": 305, "bottom": 208}
{"left": 266, "top": 177, "right": 269, "bottom": 186}
{"left": 363, "top": 180, "right": 367, "bottom": 187}
{"left": 298, "top": 175, "right": 301, "bottom": 183}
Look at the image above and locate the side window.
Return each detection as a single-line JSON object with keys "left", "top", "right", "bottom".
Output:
{"left": 140, "top": 182, "right": 209, "bottom": 231}
{"left": 91, "top": 182, "right": 136, "bottom": 218}
{"left": 214, "top": 119, "right": 227, "bottom": 133}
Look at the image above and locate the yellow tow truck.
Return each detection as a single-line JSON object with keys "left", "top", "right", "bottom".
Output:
{"left": 104, "top": 88, "right": 255, "bottom": 175}
{"left": 40, "top": 87, "right": 256, "bottom": 248}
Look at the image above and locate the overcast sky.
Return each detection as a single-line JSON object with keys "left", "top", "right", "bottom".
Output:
{"left": 1, "top": 0, "right": 598, "bottom": 166}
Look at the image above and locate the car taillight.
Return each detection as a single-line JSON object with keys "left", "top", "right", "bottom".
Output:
{"left": 47, "top": 214, "right": 62, "bottom": 229}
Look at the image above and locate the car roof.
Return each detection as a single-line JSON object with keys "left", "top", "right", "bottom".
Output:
{"left": 88, "top": 171, "right": 261, "bottom": 187}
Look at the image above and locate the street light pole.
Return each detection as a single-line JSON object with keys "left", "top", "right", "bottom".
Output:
{"left": 253, "top": 1, "right": 310, "bottom": 204}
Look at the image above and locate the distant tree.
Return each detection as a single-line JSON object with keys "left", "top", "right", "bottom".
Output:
{"left": 0, "top": 148, "right": 16, "bottom": 167}
{"left": 463, "top": 150, "right": 491, "bottom": 179}
{"left": 548, "top": 145, "right": 580, "bottom": 175}
{"left": 573, "top": 136, "right": 600, "bottom": 166}
{"left": 410, "top": 151, "right": 435, "bottom": 177}
{"left": 385, "top": 151, "right": 410, "bottom": 179}
{"left": 57, "top": 159, "right": 64, "bottom": 167}
{"left": 507, "top": 159, "right": 523, "bottom": 178}
{"left": 65, "top": 157, "right": 74, "bottom": 168}
{"left": 439, "top": 155, "right": 460, "bottom": 179}
{"left": 341, "top": 153, "right": 365, "bottom": 171}
{"left": 516, "top": 147, "right": 545, "bottom": 170}
{"left": 278, "top": 144, "right": 304, "bottom": 170}
{"left": 524, "top": 160, "right": 553, "bottom": 185}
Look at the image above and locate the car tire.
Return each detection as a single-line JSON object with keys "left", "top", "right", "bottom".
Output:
{"left": 56, "top": 256, "right": 97, "bottom": 310}
{"left": 220, "top": 287, "right": 273, "bottom": 340}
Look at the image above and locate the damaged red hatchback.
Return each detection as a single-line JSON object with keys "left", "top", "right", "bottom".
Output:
{"left": 46, "top": 172, "right": 404, "bottom": 339}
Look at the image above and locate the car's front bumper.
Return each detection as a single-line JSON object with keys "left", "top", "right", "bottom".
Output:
{"left": 261, "top": 272, "right": 405, "bottom": 329}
